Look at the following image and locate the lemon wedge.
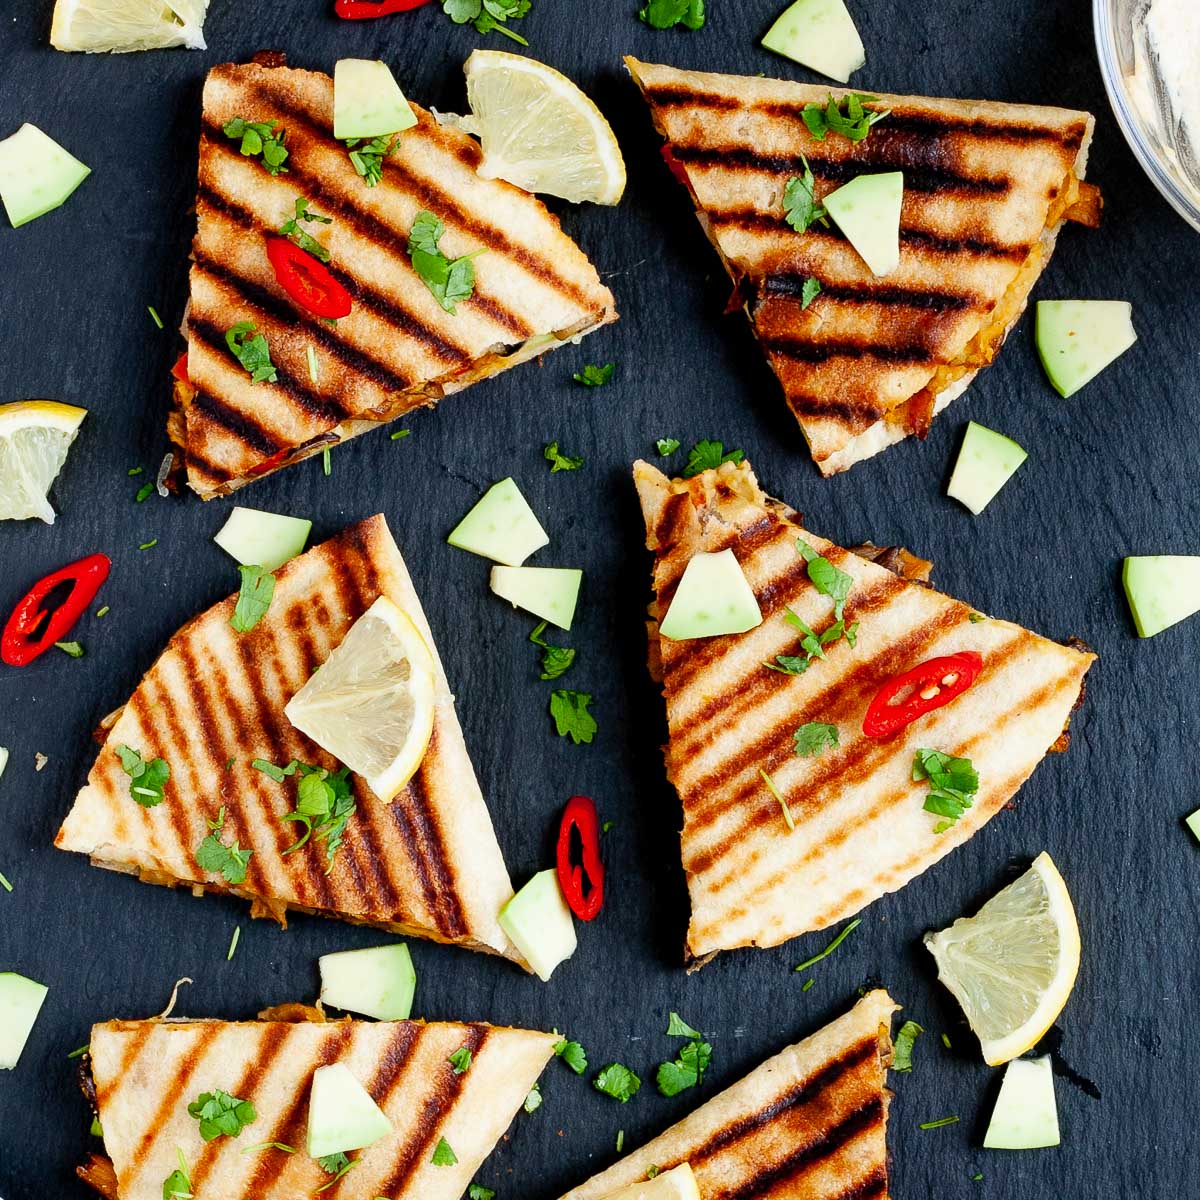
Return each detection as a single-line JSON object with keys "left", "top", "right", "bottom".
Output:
{"left": 0, "top": 400, "right": 86, "bottom": 523}
{"left": 285, "top": 597, "right": 436, "bottom": 803}
{"left": 50, "top": 0, "right": 209, "bottom": 53}
{"left": 925, "top": 851, "right": 1081, "bottom": 1065}
{"left": 459, "top": 50, "right": 626, "bottom": 205}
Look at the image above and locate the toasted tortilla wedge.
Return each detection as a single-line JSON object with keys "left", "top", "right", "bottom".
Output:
{"left": 625, "top": 59, "right": 1100, "bottom": 474}
{"left": 56, "top": 515, "right": 520, "bottom": 961}
{"left": 83, "top": 1015, "right": 555, "bottom": 1200}
{"left": 560, "top": 990, "right": 898, "bottom": 1200}
{"left": 636, "top": 459, "right": 1095, "bottom": 959}
{"left": 173, "top": 60, "right": 617, "bottom": 499}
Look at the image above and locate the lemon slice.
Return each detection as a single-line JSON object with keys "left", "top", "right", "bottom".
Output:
{"left": 925, "top": 851, "right": 1081, "bottom": 1065}
{"left": 460, "top": 50, "right": 626, "bottom": 206}
{"left": 285, "top": 597, "right": 437, "bottom": 803}
{"left": 599, "top": 1164, "right": 700, "bottom": 1200}
{"left": 0, "top": 400, "right": 86, "bottom": 523}
{"left": 50, "top": 0, "right": 209, "bottom": 53}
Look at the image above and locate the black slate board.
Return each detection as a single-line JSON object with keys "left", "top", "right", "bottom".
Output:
{"left": 1, "top": 1, "right": 1198, "bottom": 1197}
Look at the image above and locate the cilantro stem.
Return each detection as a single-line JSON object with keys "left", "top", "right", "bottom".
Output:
{"left": 919, "top": 1116, "right": 960, "bottom": 1130}
{"left": 0, "top": 869, "right": 11, "bottom": 893}
{"left": 759, "top": 769, "right": 794, "bottom": 831}
{"left": 148, "top": 306, "right": 164, "bottom": 329}
{"left": 793, "top": 918, "right": 861, "bottom": 973}
{"left": 227, "top": 926, "right": 241, "bottom": 961}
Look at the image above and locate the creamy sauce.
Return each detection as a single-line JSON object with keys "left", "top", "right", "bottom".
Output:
{"left": 1128, "top": 0, "right": 1200, "bottom": 187}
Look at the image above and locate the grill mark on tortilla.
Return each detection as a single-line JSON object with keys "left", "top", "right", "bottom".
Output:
{"left": 125, "top": 1023, "right": 223, "bottom": 1181}
{"left": 759, "top": 335, "right": 937, "bottom": 365}
{"left": 184, "top": 383, "right": 286, "bottom": 464}
{"left": 761, "top": 273, "right": 980, "bottom": 311}
{"left": 95, "top": 1022, "right": 154, "bottom": 1110}
{"left": 363, "top": 1021, "right": 422, "bottom": 1102}
{"left": 866, "top": 110, "right": 1088, "bottom": 148}
{"left": 668, "top": 143, "right": 1012, "bottom": 196}
{"left": 193, "top": 250, "right": 418, "bottom": 396}
{"left": 375, "top": 1024, "right": 489, "bottom": 1196}
{"left": 643, "top": 86, "right": 744, "bottom": 112}
{"left": 783, "top": 391, "right": 889, "bottom": 427}
{"left": 214, "top": 81, "right": 601, "bottom": 317}
{"left": 195, "top": 183, "right": 475, "bottom": 369}
{"left": 187, "top": 1022, "right": 291, "bottom": 1193}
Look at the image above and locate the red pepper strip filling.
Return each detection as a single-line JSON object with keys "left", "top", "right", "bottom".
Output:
{"left": 334, "top": 0, "right": 433, "bottom": 18}
{"left": 861, "top": 651, "right": 984, "bottom": 739}
{"left": 1, "top": 553, "right": 111, "bottom": 667}
{"left": 556, "top": 795, "right": 604, "bottom": 921}
{"left": 660, "top": 144, "right": 690, "bottom": 188}
{"left": 265, "top": 239, "right": 353, "bottom": 321}
{"left": 171, "top": 352, "right": 189, "bottom": 384}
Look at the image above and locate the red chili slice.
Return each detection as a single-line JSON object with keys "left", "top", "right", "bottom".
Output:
{"left": 265, "top": 239, "right": 353, "bottom": 320}
{"left": 556, "top": 795, "right": 604, "bottom": 921}
{"left": 660, "top": 144, "right": 690, "bottom": 187}
{"left": 2, "top": 553, "right": 111, "bottom": 667}
{"left": 334, "top": 0, "right": 433, "bottom": 18}
{"left": 171, "top": 352, "right": 189, "bottom": 384}
{"left": 862, "top": 651, "right": 984, "bottom": 739}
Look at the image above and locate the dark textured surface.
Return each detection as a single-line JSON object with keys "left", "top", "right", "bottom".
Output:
{"left": 0, "top": 2, "right": 1196, "bottom": 1198}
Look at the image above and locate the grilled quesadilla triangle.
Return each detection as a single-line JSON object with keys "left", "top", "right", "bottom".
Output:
{"left": 559, "top": 990, "right": 898, "bottom": 1200}
{"left": 636, "top": 459, "right": 1095, "bottom": 960}
{"left": 172, "top": 60, "right": 617, "bottom": 499}
{"left": 625, "top": 58, "right": 1101, "bottom": 475}
{"left": 56, "top": 515, "right": 523, "bottom": 963}
{"left": 80, "top": 1016, "right": 556, "bottom": 1200}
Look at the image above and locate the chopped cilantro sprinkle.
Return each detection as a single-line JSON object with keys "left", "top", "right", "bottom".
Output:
{"left": 148, "top": 306, "right": 164, "bottom": 329}
{"left": 682, "top": 438, "right": 743, "bottom": 478}
{"left": 432, "top": 1137, "right": 458, "bottom": 1166}
{"left": 573, "top": 363, "right": 614, "bottom": 387}
{"left": 0, "top": 870, "right": 11, "bottom": 893}
{"left": 55, "top": 641, "right": 84, "bottom": 658}
{"left": 227, "top": 926, "right": 241, "bottom": 961}
{"left": 549, "top": 689, "right": 596, "bottom": 744}
{"left": 794, "top": 918, "right": 861, "bottom": 974}
{"left": 139, "top": 539, "right": 158, "bottom": 551}
{"left": 594, "top": 1063, "right": 641, "bottom": 1103}
{"left": 760, "top": 769, "right": 794, "bottom": 830}
{"left": 655, "top": 437, "right": 680, "bottom": 456}
{"left": 919, "top": 1116, "right": 960, "bottom": 1130}
{"left": 892, "top": 1021, "right": 923, "bottom": 1072}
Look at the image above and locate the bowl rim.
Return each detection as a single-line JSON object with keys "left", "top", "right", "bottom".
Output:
{"left": 1093, "top": 0, "right": 1200, "bottom": 233}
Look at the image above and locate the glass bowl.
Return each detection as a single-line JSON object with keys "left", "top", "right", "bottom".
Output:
{"left": 1094, "top": 0, "right": 1200, "bottom": 232}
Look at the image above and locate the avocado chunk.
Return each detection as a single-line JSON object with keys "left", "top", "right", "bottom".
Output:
{"left": 1122, "top": 555, "right": 1200, "bottom": 638}
{"left": 0, "top": 972, "right": 49, "bottom": 1070}
{"left": 213, "top": 506, "right": 312, "bottom": 573}
{"left": 1035, "top": 300, "right": 1136, "bottom": 397}
{"left": 983, "top": 1056, "right": 1060, "bottom": 1149}
{"left": 490, "top": 565, "right": 581, "bottom": 630}
{"left": 821, "top": 172, "right": 903, "bottom": 276}
{"left": 0, "top": 745, "right": 7, "bottom": 785}
{"left": 319, "top": 943, "right": 416, "bottom": 1022}
{"left": 761, "top": 0, "right": 866, "bottom": 83}
{"left": 307, "top": 1062, "right": 394, "bottom": 1159}
{"left": 448, "top": 478, "right": 549, "bottom": 566}
{"left": 334, "top": 59, "right": 418, "bottom": 142}
{"left": 498, "top": 869, "right": 577, "bottom": 982}
{"left": 0, "top": 124, "right": 90, "bottom": 228}
{"left": 946, "top": 422, "right": 1027, "bottom": 515}
{"left": 659, "top": 549, "right": 762, "bottom": 641}
{"left": 1186, "top": 807, "right": 1200, "bottom": 844}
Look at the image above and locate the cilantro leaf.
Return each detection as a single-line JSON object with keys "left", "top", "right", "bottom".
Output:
{"left": 665, "top": 1012, "right": 702, "bottom": 1039}
{"left": 432, "top": 1137, "right": 458, "bottom": 1166}
{"left": 656, "top": 1014, "right": 712, "bottom": 1098}
{"left": 275, "top": 763, "right": 356, "bottom": 870}
{"left": 549, "top": 690, "right": 596, "bottom": 744}
{"left": 523, "top": 1083, "right": 543, "bottom": 1113}
{"left": 594, "top": 1063, "right": 641, "bottom": 1103}
{"left": 55, "top": 640, "right": 84, "bottom": 658}
{"left": 802, "top": 94, "right": 890, "bottom": 143}
{"left": 800, "top": 277, "right": 822, "bottom": 309}
{"left": 639, "top": 0, "right": 705, "bottom": 29}
{"left": 764, "top": 654, "right": 811, "bottom": 676}
{"left": 783, "top": 161, "right": 828, "bottom": 234}
{"left": 796, "top": 538, "right": 853, "bottom": 620}
{"left": 224, "top": 321, "right": 278, "bottom": 384}
{"left": 187, "top": 1089, "right": 257, "bottom": 1141}
{"left": 230, "top": 565, "right": 275, "bottom": 634}
{"left": 135, "top": 480, "right": 156, "bottom": 502}
{"left": 530, "top": 621, "right": 576, "bottom": 681}
{"left": 793, "top": 722, "right": 839, "bottom": 758}
{"left": 116, "top": 745, "right": 170, "bottom": 808}
{"left": 407, "top": 210, "right": 484, "bottom": 314}
{"left": 162, "top": 1167, "right": 191, "bottom": 1200}
{"left": 344, "top": 133, "right": 396, "bottom": 187}
{"left": 892, "top": 1020, "right": 923, "bottom": 1073}
{"left": 655, "top": 437, "right": 680, "bottom": 456}
{"left": 223, "top": 117, "right": 289, "bottom": 175}
{"left": 469, "top": 1188, "right": 497, "bottom": 1200}
{"left": 279, "top": 196, "right": 332, "bottom": 262}
{"left": 443, "top": 0, "right": 532, "bottom": 43}
{"left": 912, "top": 749, "right": 978, "bottom": 832}
{"left": 682, "top": 439, "right": 744, "bottom": 478}
{"left": 554, "top": 1038, "right": 588, "bottom": 1074}
{"left": 316, "top": 1152, "right": 356, "bottom": 1189}
{"left": 195, "top": 808, "right": 254, "bottom": 886}
{"left": 544, "top": 441, "right": 584, "bottom": 472}
{"left": 449, "top": 1046, "right": 473, "bottom": 1074}
{"left": 573, "top": 363, "right": 614, "bottom": 386}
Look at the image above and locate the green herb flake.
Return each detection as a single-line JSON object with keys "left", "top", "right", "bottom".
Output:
{"left": 800, "top": 277, "right": 822, "bottom": 309}
{"left": 390, "top": 429, "right": 411, "bottom": 440}
{"left": 971, "top": 1173, "right": 984, "bottom": 1182}
{"left": 793, "top": 722, "right": 839, "bottom": 758}
{"left": 469, "top": 1187, "right": 497, "bottom": 1200}
{"left": 162, "top": 1149, "right": 192, "bottom": 1200}
{"left": 802, "top": 94, "right": 890, "bottom": 144}
{"left": 794, "top": 918, "right": 861, "bottom": 974}
{"left": 616, "top": 1130, "right": 625, "bottom": 1153}
{"left": 801, "top": 978, "right": 815, "bottom": 992}
{"left": 969, "top": 612, "right": 985, "bottom": 623}
{"left": 116, "top": 745, "right": 170, "bottom": 808}
{"left": 449, "top": 1046, "right": 473, "bottom": 1074}
{"left": 942, "top": 1032, "right": 952, "bottom": 1049}
{"left": 322, "top": 447, "right": 332, "bottom": 476}
{"left": 148, "top": 306, "right": 164, "bottom": 329}
{"left": 135, "top": 481, "right": 156, "bottom": 502}
{"left": 230, "top": 564, "right": 276, "bottom": 634}
{"left": 442, "top": 0, "right": 533, "bottom": 45}
{"left": 573, "top": 363, "right": 614, "bottom": 387}
{"left": 919, "top": 1115, "right": 960, "bottom": 1130}
{"left": 639, "top": 0, "right": 705, "bottom": 30}
{"left": 240, "top": 1141, "right": 296, "bottom": 1156}
{"left": 523, "top": 1083, "right": 543, "bottom": 1114}
{"left": 67, "top": 1044, "right": 89, "bottom": 1059}
{"left": 278, "top": 763, "right": 356, "bottom": 872}
{"left": 343, "top": 133, "right": 397, "bottom": 187}
{"left": 96, "top": 606, "right": 110, "bottom": 618}
{"left": 549, "top": 689, "right": 597, "bottom": 744}
{"left": 594, "top": 1063, "right": 641, "bottom": 1103}
{"left": 0, "top": 869, "right": 11, "bottom": 893}
{"left": 783, "top": 160, "right": 828, "bottom": 234}
{"left": 90, "top": 1116, "right": 103, "bottom": 1137}
{"left": 225, "top": 320, "right": 278, "bottom": 384}
{"left": 55, "top": 640, "right": 84, "bottom": 658}
{"left": 759, "top": 769, "right": 795, "bottom": 831}
{"left": 602, "top": 820, "right": 614, "bottom": 833}
{"left": 222, "top": 117, "right": 289, "bottom": 175}
{"left": 279, "top": 196, "right": 333, "bottom": 262}
{"left": 892, "top": 1021, "right": 923, "bottom": 1073}
{"left": 128, "top": 466, "right": 144, "bottom": 477}
{"left": 656, "top": 1013, "right": 712, "bottom": 1098}
{"left": 655, "top": 437, "right": 681, "bottom": 456}
{"left": 554, "top": 1038, "right": 588, "bottom": 1074}
{"left": 187, "top": 1089, "right": 257, "bottom": 1141}
{"left": 912, "top": 749, "right": 979, "bottom": 832}
{"left": 544, "top": 441, "right": 584, "bottom": 472}
{"left": 431, "top": 1136, "right": 458, "bottom": 1166}
{"left": 530, "top": 620, "right": 576, "bottom": 681}
{"left": 647, "top": 1166, "right": 661, "bottom": 1180}
{"left": 227, "top": 926, "right": 241, "bottom": 961}
{"left": 195, "top": 807, "right": 254, "bottom": 886}
{"left": 407, "top": 210, "right": 483, "bottom": 314}
{"left": 317, "top": 1152, "right": 356, "bottom": 1189}
{"left": 139, "top": 539, "right": 158, "bottom": 551}
{"left": 682, "top": 439, "right": 744, "bottom": 478}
